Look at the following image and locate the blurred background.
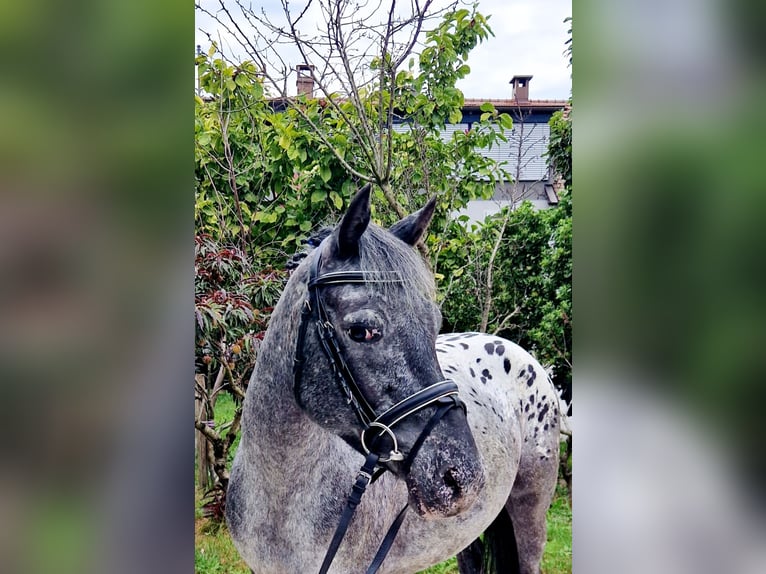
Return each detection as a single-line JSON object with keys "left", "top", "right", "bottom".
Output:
{"left": 0, "top": 0, "right": 764, "bottom": 573}
{"left": 576, "top": 0, "right": 766, "bottom": 572}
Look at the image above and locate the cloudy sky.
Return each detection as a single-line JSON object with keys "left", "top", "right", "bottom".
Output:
{"left": 196, "top": 0, "right": 571, "bottom": 101}
{"left": 454, "top": 0, "right": 571, "bottom": 100}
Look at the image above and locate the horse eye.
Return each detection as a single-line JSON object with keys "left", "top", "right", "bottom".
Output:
{"left": 347, "top": 325, "right": 382, "bottom": 343}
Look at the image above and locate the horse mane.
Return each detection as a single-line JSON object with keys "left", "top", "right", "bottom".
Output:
{"left": 356, "top": 223, "right": 435, "bottom": 301}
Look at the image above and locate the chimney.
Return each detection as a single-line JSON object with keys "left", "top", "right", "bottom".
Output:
{"left": 510, "top": 75, "right": 533, "bottom": 103}
{"left": 296, "top": 64, "right": 315, "bottom": 97}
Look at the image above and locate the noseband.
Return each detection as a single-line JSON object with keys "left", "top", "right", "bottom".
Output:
{"left": 293, "top": 247, "right": 466, "bottom": 574}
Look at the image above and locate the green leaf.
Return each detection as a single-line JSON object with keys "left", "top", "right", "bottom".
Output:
{"left": 299, "top": 220, "right": 312, "bottom": 232}
{"left": 479, "top": 102, "right": 495, "bottom": 112}
{"left": 341, "top": 180, "right": 356, "bottom": 196}
{"left": 330, "top": 191, "right": 343, "bottom": 210}
{"left": 310, "top": 190, "right": 325, "bottom": 204}
{"left": 498, "top": 113, "right": 513, "bottom": 130}
{"left": 319, "top": 164, "right": 331, "bottom": 183}
{"left": 448, "top": 108, "right": 463, "bottom": 124}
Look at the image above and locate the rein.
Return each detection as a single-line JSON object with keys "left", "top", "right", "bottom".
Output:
{"left": 293, "top": 248, "right": 465, "bottom": 574}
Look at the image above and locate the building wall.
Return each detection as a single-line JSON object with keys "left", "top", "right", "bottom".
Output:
{"left": 454, "top": 197, "right": 553, "bottom": 225}
{"left": 394, "top": 112, "right": 559, "bottom": 223}
{"left": 477, "top": 122, "right": 551, "bottom": 182}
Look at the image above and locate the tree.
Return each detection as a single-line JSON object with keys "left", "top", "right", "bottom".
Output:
{"left": 194, "top": 233, "right": 285, "bottom": 490}
{"left": 196, "top": 0, "right": 511, "bottom": 237}
{"left": 194, "top": 2, "right": 573, "bottom": 502}
{"left": 194, "top": 1, "right": 514, "bottom": 504}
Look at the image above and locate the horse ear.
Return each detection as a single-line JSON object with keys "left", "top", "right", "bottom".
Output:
{"left": 336, "top": 183, "right": 372, "bottom": 258}
{"left": 389, "top": 196, "right": 437, "bottom": 246}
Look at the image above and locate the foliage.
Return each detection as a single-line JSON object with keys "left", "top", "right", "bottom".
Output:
{"left": 376, "top": 6, "right": 511, "bottom": 227}
{"left": 547, "top": 103, "right": 572, "bottom": 189}
{"left": 195, "top": 232, "right": 285, "bottom": 381}
{"left": 195, "top": 51, "right": 358, "bottom": 266}
{"left": 199, "top": 485, "right": 227, "bottom": 522}
{"left": 563, "top": 16, "right": 572, "bottom": 69}
{"left": 194, "top": 231, "right": 286, "bottom": 490}
{"left": 436, "top": 191, "right": 572, "bottom": 396}
{"left": 434, "top": 89, "right": 573, "bottom": 394}
{"left": 195, "top": 6, "right": 512, "bottom": 258}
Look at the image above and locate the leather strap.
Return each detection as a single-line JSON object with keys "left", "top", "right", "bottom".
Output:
{"left": 402, "top": 399, "right": 459, "bottom": 473}
{"left": 375, "top": 380, "right": 463, "bottom": 429}
{"left": 317, "top": 399, "right": 461, "bottom": 574}
{"left": 318, "top": 452, "right": 379, "bottom": 574}
{"left": 364, "top": 505, "right": 409, "bottom": 574}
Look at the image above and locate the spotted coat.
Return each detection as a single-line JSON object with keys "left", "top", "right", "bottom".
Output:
{"left": 436, "top": 332, "right": 560, "bottom": 466}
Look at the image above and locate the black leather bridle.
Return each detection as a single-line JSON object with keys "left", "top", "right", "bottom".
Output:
{"left": 293, "top": 246, "right": 466, "bottom": 574}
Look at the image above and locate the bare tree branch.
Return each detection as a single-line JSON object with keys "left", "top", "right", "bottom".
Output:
{"left": 480, "top": 211, "right": 510, "bottom": 332}
{"left": 196, "top": 0, "right": 456, "bottom": 217}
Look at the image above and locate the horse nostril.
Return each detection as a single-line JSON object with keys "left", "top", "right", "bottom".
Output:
{"left": 443, "top": 467, "right": 462, "bottom": 496}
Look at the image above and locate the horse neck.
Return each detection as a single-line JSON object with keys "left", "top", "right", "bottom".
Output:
{"left": 241, "top": 265, "right": 335, "bottom": 463}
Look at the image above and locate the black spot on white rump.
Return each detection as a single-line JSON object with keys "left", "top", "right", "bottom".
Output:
{"left": 537, "top": 403, "right": 549, "bottom": 423}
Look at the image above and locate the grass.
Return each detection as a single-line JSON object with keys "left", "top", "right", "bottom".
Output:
{"left": 417, "top": 556, "right": 459, "bottom": 574}
{"left": 195, "top": 490, "right": 251, "bottom": 574}
{"left": 213, "top": 393, "right": 241, "bottom": 464}
{"left": 541, "top": 484, "right": 572, "bottom": 574}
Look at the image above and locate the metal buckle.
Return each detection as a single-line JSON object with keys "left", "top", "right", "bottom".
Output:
{"left": 356, "top": 470, "right": 373, "bottom": 484}
{"left": 361, "top": 422, "right": 404, "bottom": 462}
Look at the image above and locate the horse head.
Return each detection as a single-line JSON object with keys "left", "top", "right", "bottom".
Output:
{"left": 294, "top": 185, "right": 485, "bottom": 518}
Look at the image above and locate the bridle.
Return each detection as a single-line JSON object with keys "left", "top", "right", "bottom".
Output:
{"left": 293, "top": 245, "right": 466, "bottom": 574}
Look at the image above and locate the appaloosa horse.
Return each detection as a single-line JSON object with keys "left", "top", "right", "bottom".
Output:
{"left": 226, "top": 185, "right": 560, "bottom": 573}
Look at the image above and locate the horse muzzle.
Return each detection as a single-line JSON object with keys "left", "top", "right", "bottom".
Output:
{"left": 403, "top": 411, "right": 485, "bottom": 518}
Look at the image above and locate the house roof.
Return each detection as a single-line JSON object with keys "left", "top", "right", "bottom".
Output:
{"left": 462, "top": 98, "right": 568, "bottom": 113}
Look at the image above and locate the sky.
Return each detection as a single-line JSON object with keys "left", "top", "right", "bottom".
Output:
{"left": 453, "top": 0, "right": 571, "bottom": 100}
{"left": 195, "top": 0, "right": 571, "bottom": 101}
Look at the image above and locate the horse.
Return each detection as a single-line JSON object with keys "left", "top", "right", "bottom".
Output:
{"left": 226, "top": 185, "right": 561, "bottom": 574}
